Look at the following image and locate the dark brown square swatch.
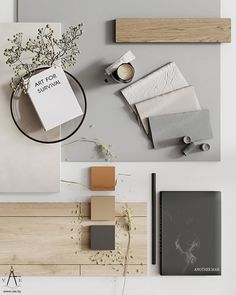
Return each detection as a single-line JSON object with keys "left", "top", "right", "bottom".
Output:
{"left": 90, "top": 225, "right": 115, "bottom": 250}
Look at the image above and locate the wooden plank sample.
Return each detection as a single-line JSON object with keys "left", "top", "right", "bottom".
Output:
{"left": 0, "top": 202, "right": 147, "bottom": 276}
{"left": 0, "top": 202, "right": 146, "bottom": 217}
{"left": 81, "top": 264, "right": 147, "bottom": 276}
{"left": 0, "top": 265, "right": 81, "bottom": 276}
{"left": 116, "top": 18, "right": 231, "bottom": 43}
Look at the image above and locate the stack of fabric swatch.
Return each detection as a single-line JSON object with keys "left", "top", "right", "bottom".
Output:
{"left": 121, "top": 62, "right": 213, "bottom": 150}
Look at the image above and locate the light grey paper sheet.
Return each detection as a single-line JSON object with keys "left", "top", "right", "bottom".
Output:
{"left": 0, "top": 23, "right": 60, "bottom": 192}
{"left": 18, "top": 0, "right": 221, "bottom": 161}
{"left": 149, "top": 110, "right": 213, "bottom": 150}
{"left": 135, "top": 86, "right": 201, "bottom": 134}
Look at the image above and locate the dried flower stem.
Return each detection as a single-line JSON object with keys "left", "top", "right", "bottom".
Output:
{"left": 63, "top": 138, "right": 115, "bottom": 161}
{"left": 122, "top": 208, "right": 133, "bottom": 295}
{"left": 60, "top": 179, "right": 88, "bottom": 189}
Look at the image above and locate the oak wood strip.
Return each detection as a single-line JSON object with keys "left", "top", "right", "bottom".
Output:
{"left": 0, "top": 217, "right": 79, "bottom": 264}
{"left": 0, "top": 264, "right": 146, "bottom": 276}
{"left": 0, "top": 203, "right": 80, "bottom": 217}
{"left": 116, "top": 18, "right": 231, "bottom": 43}
{"left": 0, "top": 265, "right": 81, "bottom": 276}
{"left": 81, "top": 264, "right": 147, "bottom": 276}
{"left": 0, "top": 202, "right": 147, "bottom": 217}
{"left": 81, "top": 202, "right": 147, "bottom": 217}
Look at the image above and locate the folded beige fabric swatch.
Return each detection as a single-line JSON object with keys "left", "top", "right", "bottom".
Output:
{"left": 121, "top": 62, "right": 189, "bottom": 111}
{"left": 135, "top": 86, "right": 201, "bottom": 134}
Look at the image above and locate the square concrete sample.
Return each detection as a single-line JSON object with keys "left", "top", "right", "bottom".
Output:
{"left": 90, "top": 225, "right": 115, "bottom": 250}
{"left": 149, "top": 109, "right": 213, "bottom": 149}
{"left": 90, "top": 166, "right": 115, "bottom": 191}
{"left": 91, "top": 196, "right": 115, "bottom": 221}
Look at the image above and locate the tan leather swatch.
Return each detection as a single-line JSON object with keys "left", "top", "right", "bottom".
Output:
{"left": 90, "top": 166, "right": 115, "bottom": 191}
{"left": 91, "top": 196, "right": 115, "bottom": 221}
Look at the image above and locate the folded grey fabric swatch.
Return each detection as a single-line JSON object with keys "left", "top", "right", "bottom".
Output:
{"left": 135, "top": 86, "right": 201, "bottom": 134}
{"left": 121, "top": 62, "right": 189, "bottom": 111}
{"left": 149, "top": 110, "right": 213, "bottom": 149}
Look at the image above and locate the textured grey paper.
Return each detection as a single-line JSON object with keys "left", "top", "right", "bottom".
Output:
{"left": 149, "top": 110, "right": 213, "bottom": 149}
{"left": 18, "top": 0, "right": 221, "bottom": 161}
{"left": 135, "top": 86, "right": 201, "bottom": 134}
{"left": 0, "top": 23, "right": 60, "bottom": 192}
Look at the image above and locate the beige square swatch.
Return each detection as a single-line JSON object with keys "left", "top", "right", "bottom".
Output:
{"left": 91, "top": 196, "right": 115, "bottom": 221}
{"left": 135, "top": 86, "right": 201, "bottom": 134}
{"left": 90, "top": 166, "right": 116, "bottom": 191}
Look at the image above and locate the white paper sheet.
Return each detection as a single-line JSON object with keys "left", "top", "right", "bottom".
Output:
{"left": 121, "top": 62, "right": 189, "bottom": 111}
{"left": 0, "top": 23, "right": 61, "bottom": 192}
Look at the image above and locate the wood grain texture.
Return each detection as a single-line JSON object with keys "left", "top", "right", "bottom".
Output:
{"left": 81, "top": 264, "right": 147, "bottom": 276}
{"left": 0, "top": 265, "right": 81, "bottom": 276}
{"left": 0, "top": 202, "right": 146, "bottom": 217}
{"left": 0, "top": 202, "right": 147, "bottom": 276}
{"left": 116, "top": 18, "right": 231, "bottom": 43}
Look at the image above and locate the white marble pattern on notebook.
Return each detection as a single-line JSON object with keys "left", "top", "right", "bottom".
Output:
{"left": 0, "top": 23, "right": 61, "bottom": 192}
{"left": 135, "top": 86, "right": 201, "bottom": 133}
{"left": 121, "top": 62, "right": 189, "bottom": 110}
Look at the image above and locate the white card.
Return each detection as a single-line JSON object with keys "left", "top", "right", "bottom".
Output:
{"left": 28, "top": 67, "right": 83, "bottom": 131}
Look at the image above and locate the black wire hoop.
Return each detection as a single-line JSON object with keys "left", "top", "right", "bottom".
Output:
{"left": 10, "top": 68, "right": 87, "bottom": 144}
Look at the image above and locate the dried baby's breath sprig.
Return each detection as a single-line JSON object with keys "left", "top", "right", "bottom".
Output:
{"left": 96, "top": 143, "right": 114, "bottom": 161}
{"left": 63, "top": 138, "right": 116, "bottom": 162}
{"left": 4, "top": 24, "right": 83, "bottom": 93}
{"left": 124, "top": 208, "right": 133, "bottom": 232}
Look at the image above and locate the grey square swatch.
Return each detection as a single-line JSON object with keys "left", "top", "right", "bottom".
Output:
{"left": 121, "top": 62, "right": 189, "bottom": 110}
{"left": 149, "top": 109, "right": 213, "bottom": 149}
{"left": 135, "top": 86, "right": 201, "bottom": 134}
{"left": 90, "top": 225, "right": 115, "bottom": 250}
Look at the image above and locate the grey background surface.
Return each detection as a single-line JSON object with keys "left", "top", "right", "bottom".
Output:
{"left": 18, "top": 0, "right": 221, "bottom": 161}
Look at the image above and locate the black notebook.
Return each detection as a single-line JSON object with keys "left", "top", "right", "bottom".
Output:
{"left": 160, "top": 191, "right": 221, "bottom": 275}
